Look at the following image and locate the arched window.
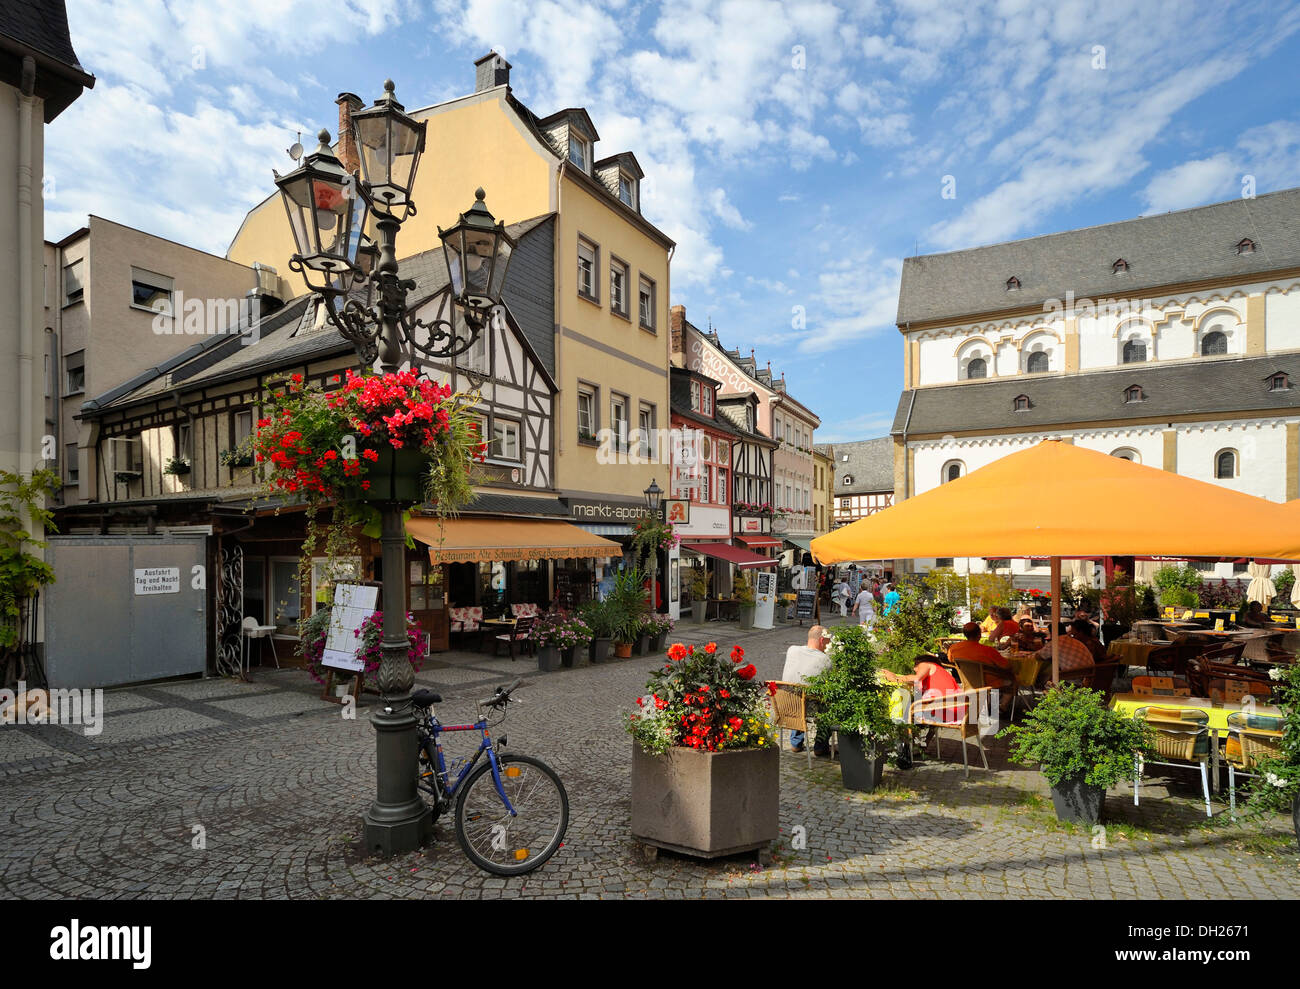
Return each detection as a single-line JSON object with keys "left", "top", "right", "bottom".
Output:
{"left": 1013, "top": 395, "right": 1030, "bottom": 411}
{"left": 1202, "top": 331, "right": 1228, "bottom": 356}
{"left": 1026, "top": 351, "right": 1049, "bottom": 374}
{"left": 1215, "top": 449, "right": 1237, "bottom": 479}
{"left": 941, "top": 460, "right": 964, "bottom": 484}
{"left": 1122, "top": 339, "right": 1147, "bottom": 363}
{"left": 1124, "top": 385, "right": 1144, "bottom": 403}
{"left": 966, "top": 357, "right": 987, "bottom": 380}
{"left": 1111, "top": 448, "right": 1140, "bottom": 463}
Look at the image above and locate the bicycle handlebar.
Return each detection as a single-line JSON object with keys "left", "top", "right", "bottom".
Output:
{"left": 477, "top": 678, "right": 523, "bottom": 708}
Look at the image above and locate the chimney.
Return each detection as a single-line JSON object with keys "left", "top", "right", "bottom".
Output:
{"left": 670, "top": 303, "right": 685, "bottom": 356}
{"left": 336, "top": 92, "right": 363, "bottom": 175}
{"left": 474, "top": 51, "right": 511, "bottom": 92}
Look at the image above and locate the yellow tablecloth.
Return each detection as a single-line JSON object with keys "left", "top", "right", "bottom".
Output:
{"left": 1109, "top": 693, "right": 1281, "bottom": 733}
{"left": 1005, "top": 652, "right": 1045, "bottom": 687}
{"left": 1107, "top": 639, "right": 1167, "bottom": 668}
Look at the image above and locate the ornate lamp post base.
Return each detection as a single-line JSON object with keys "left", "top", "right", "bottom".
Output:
{"left": 362, "top": 703, "right": 433, "bottom": 856}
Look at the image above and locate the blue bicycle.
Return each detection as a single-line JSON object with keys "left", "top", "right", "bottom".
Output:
{"left": 412, "top": 679, "right": 568, "bottom": 876}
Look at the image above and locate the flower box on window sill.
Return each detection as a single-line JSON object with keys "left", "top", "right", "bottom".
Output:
{"left": 163, "top": 458, "right": 192, "bottom": 476}
{"left": 577, "top": 430, "right": 598, "bottom": 447}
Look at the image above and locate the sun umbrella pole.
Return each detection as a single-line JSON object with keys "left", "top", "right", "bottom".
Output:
{"left": 1050, "top": 557, "right": 1061, "bottom": 684}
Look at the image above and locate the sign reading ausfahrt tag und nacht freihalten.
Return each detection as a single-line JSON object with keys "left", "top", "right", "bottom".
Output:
{"left": 133, "top": 567, "right": 180, "bottom": 595}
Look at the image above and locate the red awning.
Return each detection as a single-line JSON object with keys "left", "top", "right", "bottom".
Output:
{"left": 737, "top": 534, "right": 782, "bottom": 549}
{"left": 683, "top": 542, "right": 777, "bottom": 569}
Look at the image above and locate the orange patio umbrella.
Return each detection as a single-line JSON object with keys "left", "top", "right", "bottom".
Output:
{"left": 811, "top": 440, "right": 1300, "bottom": 681}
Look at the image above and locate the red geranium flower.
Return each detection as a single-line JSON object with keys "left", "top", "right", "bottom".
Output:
{"left": 737, "top": 664, "right": 757, "bottom": 680}
{"left": 731, "top": 645, "right": 744, "bottom": 663}
{"left": 703, "top": 642, "right": 717, "bottom": 655}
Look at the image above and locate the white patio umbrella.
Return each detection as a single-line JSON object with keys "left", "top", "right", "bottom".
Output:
{"left": 1293, "top": 563, "right": 1300, "bottom": 608}
{"left": 1246, "top": 561, "right": 1276, "bottom": 605}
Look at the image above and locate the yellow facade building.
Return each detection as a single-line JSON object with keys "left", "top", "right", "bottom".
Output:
{"left": 226, "top": 53, "right": 674, "bottom": 536}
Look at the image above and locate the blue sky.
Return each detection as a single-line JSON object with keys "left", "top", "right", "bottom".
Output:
{"left": 46, "top": 0, "right": 1300, "bottom": 441}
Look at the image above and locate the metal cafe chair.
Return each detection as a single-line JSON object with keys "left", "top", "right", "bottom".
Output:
{"left": 1133, "top": 706, "right": 1212, "bottom": 819}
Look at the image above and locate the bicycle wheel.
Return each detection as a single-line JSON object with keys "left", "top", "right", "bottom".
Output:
{"left": 454, "top": 753, "right": 568, "bottom": 876}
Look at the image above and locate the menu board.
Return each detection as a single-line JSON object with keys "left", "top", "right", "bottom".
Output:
{"left": 795, "top": 589, "right": 817, "bottom": 619}
{"left": 321, "top": 582, "right": 380, "bottom": 672}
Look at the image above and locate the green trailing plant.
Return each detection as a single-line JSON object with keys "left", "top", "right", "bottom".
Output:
{"left": 804, "top": 624, "right": 895, "bottom": 745}
{"left": 874, "top": 578, "right": 956, "bottom": 675}
{"left": 163, "top": 456, "right": 191, "bottom": 475}
{"left": 606, "top": 567, "right": 649, "bottom": 645}
{"left": 998, "top": 683, "right": 1155, "bottom": 789}
{"left": 0, "top": 469, "right": 59, "bottom": 649}
{"left": 219, "top": 447, "right": 253, "bottom": 468}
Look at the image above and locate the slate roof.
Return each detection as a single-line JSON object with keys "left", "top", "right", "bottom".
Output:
{"left": 0, "top": 0, "right": 94, "bottom": 119}
{"left": 828, "top": 437, "right": 895, "bottom": 494}
{"left": 83, "top": 215, "right": 554, "bottom": 414}
{"left": 897, "top": 187, "right": 1300, "bottom": 326}
{"left": 891, "top": 356, "right": 1300, "bottom": 436}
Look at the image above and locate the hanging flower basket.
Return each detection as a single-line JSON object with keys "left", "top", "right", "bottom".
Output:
{"left": 351, "top": 446, "right": 430, "bottom": 503}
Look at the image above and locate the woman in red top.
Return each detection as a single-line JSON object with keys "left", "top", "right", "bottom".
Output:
{"left": 880, "top": 658, "right": 968, "bottom": 726}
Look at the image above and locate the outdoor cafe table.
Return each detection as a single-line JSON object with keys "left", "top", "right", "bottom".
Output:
{"left": 1107, "top": 638, "right": 1171, "bottom": 670}
{"left": 1108, "top": 692, "right": 1283, "bottom": 792}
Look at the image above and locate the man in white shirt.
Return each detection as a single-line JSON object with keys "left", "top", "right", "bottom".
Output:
{"left": 851, "top": 586, "right": 876, "bottom": 628}
{"left": 832, "top": 578, "right": 851, "bottom": 616}
{"left": 781, "top": 626, "right": 832, "bottom": 754}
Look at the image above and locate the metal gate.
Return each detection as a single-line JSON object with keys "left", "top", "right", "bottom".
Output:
{"left": 44, "top": 534, "right": 208, "bottom": 688}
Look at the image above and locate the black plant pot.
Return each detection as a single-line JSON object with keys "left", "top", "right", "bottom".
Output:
{"left": 590, "top": 637, "right": 613, "bottom": 664}
{"left": 1050, "top": 776, "right": 1105, "bottom": 825}
{"left": 837, "top": 732, "right": 886, "bottom": 792}
{"left": 561, "top": 645, "right": 579, "bottom": 668}
{"left": 1293, "top": 793, "right": 1299, "bottom": 850}
{"left": 537, "top": 645, "right": 559, "bottom": 672}
{"left": 653, "top": 631, "right": 667, "bottom": 652}
{"left": 636, "top": 634, "right": 650, "bottom": 656}
{"left": 894, "top": 739, "right": 913, "bottom": 771}
{"left": 360, "top": 447, "right": 429, "bottom": 503}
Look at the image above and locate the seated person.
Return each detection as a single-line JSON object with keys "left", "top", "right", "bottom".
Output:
{"left": 880, "top": 656, "right": 968, "bottom": 728}
{"left": 1012, "top": 604, "right": 1033, "bottom": 624}
{"left": 780, "top": 625, "right": 833, "bottom": 755}
{"left": 979, "top": 608, "right": 1001, "bottom": 639}
{"left": 1034, "top": 622, "right": 1096, "bottom": 674}
{"left": 947, "top": 621, "right": 1014, "bottom": 712}
{"left": 1240, "top": 601, "right": 1273, "bottom": 629}
{"left": 993, "top": 607, "right": 1022, "bottom": 642}
{"left": 1072, "top": 606, "right": 1100, "bottom": 632}
{"left": 948, "top": 621, "right": 1011, "bottom": 669}
{"left": 1014, "top": 619, "right": 1045, "bottom": 651}
{"left": 1069, "top": 617, "right": 1108, "bottom": 664}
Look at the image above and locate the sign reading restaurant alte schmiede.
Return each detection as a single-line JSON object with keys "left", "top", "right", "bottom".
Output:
{"left": 568, "top": 498, "right": 655, "bottom": 524}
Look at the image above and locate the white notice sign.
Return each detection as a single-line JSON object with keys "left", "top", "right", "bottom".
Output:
{"left": 321, "top": 583, "right": 380, "bottom": 673}
{"left": 753, "top": 571, "right": 776, "bottom": 630}
{"left": 134, "top": 567, "right": 180, "bottom": 595}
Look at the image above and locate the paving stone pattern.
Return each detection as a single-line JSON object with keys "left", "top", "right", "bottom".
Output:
{"left": 1, "top": 619, "right": 1297, "bottom": 899}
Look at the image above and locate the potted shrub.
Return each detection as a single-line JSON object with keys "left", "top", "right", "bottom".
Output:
{"left": 580, "top": 600, "right": 614, "bottom": 664}
{"left": 219, "top": 447, "right": 253, "bottom": 469}
{"left": 607, "top": 568, "right": 648, "bottom": 659}
{"left": 627, "top": 640, "right": 778, "bottom": 857}
{"left": 560, "top": 613, "right": 592, "bottom": 668}
{"left": 998, "top": 684, "right": 1155, "bottom": 825}
{"left": 649, "top": 613, "right": 674, "bottom": 651}
{"left": 1245, "top": 665, "right": 1300, "bottom": 846}
{"left": 163, "top": 456, "right": 191, "bottom": 476}
{"left": 734, "top": 572, "right": 756, "bottom": 630}
{"left": 805, "top": 624, "right": 896, "bottom": 792}
{"left": 529, "top": 611, "right": 570, "bottom": 672}
{"left": 0, "top": 469, "right": 58, "bottom": 658}
{"left": 688, "top": 568, "right": 710, "bottom": 624}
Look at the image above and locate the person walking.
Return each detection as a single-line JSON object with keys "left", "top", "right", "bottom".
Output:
{"left": 851, "top": 582, "right": 877, "bottom": 629}
{"left": 832, "top": 575, "right": 851, "bottom": 617}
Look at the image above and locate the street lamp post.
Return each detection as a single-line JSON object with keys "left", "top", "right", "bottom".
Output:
{"left": 274, "top": 80, "right": 514, "bottom": 855}
{"left": 643, "top": 479, "right": 663, "bottom": 617}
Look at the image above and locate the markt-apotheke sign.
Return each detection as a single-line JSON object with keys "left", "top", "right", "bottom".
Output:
{"left": 568, "top": 498, "right": 655, "bottom": 523}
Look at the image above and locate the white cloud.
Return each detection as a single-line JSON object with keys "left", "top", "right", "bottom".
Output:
{"left": 1141, "top": 154, "right": 1238, "bottom": 214}
{"left": 709, "top": 188, "right": 753, "bottom": 230}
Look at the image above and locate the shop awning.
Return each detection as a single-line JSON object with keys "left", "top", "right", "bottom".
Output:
{"left": 783, "top": 535, "right": 814, "bottom": 552}
{"left": 737, "top": 534, "right": 783, "bottom": 549}
{"left": 683, "top": 541, "right": 777, "bottom": 569}
{"left": 406, "top": 516, "right": 623, "bottom": 564}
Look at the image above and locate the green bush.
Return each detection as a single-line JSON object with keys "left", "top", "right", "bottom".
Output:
{"left": 1275, "top": 568, "right": 1296, "bottom": 602}
{"left": 1153, "top": 565, "right": 1203, "bottom": 609}
{"left": 998, "top": 684, "right": 1155, "bottom": 788}
{"left": 805, "top": 624, "right": 895, "bottom": 744}
{"left": 874, "top": 578, "right": 955, "bottom": 675}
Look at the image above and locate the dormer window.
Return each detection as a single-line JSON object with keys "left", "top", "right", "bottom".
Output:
{"left": 1124, "top": 385, "right": 1144, "bottom": 403}
{"left": 618, "top": 173, "right": 637, "bottom": 208}
{"left": 841, "top": 454, "right": 848, "bottom": 462}
{"left": 568, "top": 133, "right": 590, "bottom": 171}
{"left": 1112, "top": 258, "right": 1129, "bottom": 274}
{"left": 1013, "top": 394, "right": 1031, "bottom": 412}
{"left": 1269, "top": 372, "right": 1291, "bottom": 392}
{"left": 1005, "top": 276, "right": 1020, "bottom": 291}
{"left": 1236, "top": 238, "right": 1256, "bottom": 255}
{"left": 843, "top": 475, "right": 853, "bottom": 486}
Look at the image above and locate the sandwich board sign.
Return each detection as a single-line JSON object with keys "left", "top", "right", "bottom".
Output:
{"left": 753, "top": 571, "right": 776, "bottom": 630}
{"left": 321, "top": 582, "right": 380, "bottom": 673}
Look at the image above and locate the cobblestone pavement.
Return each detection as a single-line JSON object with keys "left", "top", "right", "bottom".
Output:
{"left": 2, "top": 619, "right": 1297, "bottom": 899}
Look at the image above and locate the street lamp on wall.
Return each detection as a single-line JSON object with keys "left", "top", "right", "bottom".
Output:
{"left": 270, "top": 79, "right": 515, "bottom": 857}
{"left": 644, "top": 479, "right": 664, "bottom": 615}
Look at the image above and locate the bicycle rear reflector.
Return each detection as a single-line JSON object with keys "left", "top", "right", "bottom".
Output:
{"left": 514, "top": 849, "right": 529, "bottom": 860}
{"left": 505, "top": 766, "right": 522, "bottom": 778}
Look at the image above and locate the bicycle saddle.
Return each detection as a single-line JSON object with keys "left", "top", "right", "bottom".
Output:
{"left": 411, "top": 689, "right": 442, "bottom": 707}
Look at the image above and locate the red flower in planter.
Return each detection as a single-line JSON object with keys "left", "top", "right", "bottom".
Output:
{"left": 731, "top": 645, "right": 744, "bottom": 663}
{"left": 666, "top": 643, "right": 688, "bottom": 662}
{"left": 737, "top": 664, "right": 757, "bottom": 680}
{"left": 703, "top": 642, "right": 717, "bottom": 654}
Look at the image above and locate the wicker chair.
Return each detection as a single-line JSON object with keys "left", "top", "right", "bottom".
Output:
{"left": 1199, "top": 641, "right": 1245, "bottom": 665}
{"left": 906, "top": 687, "right": 990, "bottom": 779}
{"left": 768, "top": 681, "right": 820, "bottom": 768}
{"left": 1224, "top": 711, "right": 1287, "bottom": 816}
{"left": 953, "top": 657, "right": 1019, "bottom": 721}
{"left": 1133, "top": 706, "right": 1212, "bottom": 818}
{"left": 1056, "top": 662, "right": 1124, "bottom": 703}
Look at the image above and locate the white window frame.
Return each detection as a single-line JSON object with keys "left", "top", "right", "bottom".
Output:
{"left": 611, "top": 394, "right": 629, "bottom": 450}
{"left": 64, "top": 350, "right": 85, "bottom": 395}
{"left": 577, "top": 238, "right": 598, "bottom": 301}
{"left": 638, "top": 274, "right": 656, "bottom": 331}
{"left": 131, "top": 266, "right": 174, "bottom": 315}
{"left": 577, "top": 386, "right": 596, "bottom": 440}
{"left": 568, "top": 133, "right": 590, "bottom": 171}
{"left": 618, "top": 172, "right": 637, "bottom": 209}
{"left": 690, "top": 380, "right": 701, "bottom": 411}
{"left": 610, "top": 258, "right": 629, "bottom": 316}
{"left": 490, "top": 416, "right": 522, "bottom": 463}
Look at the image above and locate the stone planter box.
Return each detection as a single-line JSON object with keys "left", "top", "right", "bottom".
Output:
{"left": 691, "top": 603, "right": 707, "bottom": 625}
{"left": 630, "top": 743, "right": 779, "bottom": 858}
{"left": 738, "top": 605, "right": 755, "bottom": 630}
